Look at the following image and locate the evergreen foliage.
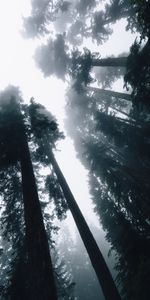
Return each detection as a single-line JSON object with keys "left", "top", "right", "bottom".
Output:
{"left": 1, "top": 1, "right": 150, "bottom": 299}
{"left": 0, "top": 87, "right": 75, "bottom": 299}
{"left": 65, "top": 84, "right": 150, "bottom": 299}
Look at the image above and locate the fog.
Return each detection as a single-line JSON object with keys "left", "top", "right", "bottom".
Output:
{"left": 0, "top": 0, "right": 149, "bottom": 300}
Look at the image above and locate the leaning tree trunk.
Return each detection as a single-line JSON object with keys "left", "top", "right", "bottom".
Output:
{"left": 20, "top": 133, "right": 57, "bottom": 300}
{"left": 46, "top": 148, "right": 122, "bottom": 300}
{"left": 87, "top": 86, "right": 131, "bottom": 101}
{"left": 109, "top": 106, "right": 133, "bottom": 119}
{"left": 92, "top": 57, "right": 127, "bottom": 67}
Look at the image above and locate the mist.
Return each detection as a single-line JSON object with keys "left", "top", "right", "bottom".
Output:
{"left": 0, "top": 1, "right": 150, "bottom": 300}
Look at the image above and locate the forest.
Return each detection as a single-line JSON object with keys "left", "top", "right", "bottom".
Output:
{"left": 0, "top": 0, "right": 150, "bottom": 299}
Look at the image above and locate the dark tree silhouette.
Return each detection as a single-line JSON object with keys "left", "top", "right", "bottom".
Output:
{"left": 28, "top": 100, "right": 122, "bottom": 300}
{"left": 0, "top": 92, "right": 76, "bottom": 300}
{"left": 0, "top": 88, "right": 57, "bottom": 300}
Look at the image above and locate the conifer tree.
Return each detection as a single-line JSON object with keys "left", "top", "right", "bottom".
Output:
{"left": 0, "top": 88, "right": 57, "bottom": 299}
{"left": 28, "top": 99, "right": 122, "bottom": 300}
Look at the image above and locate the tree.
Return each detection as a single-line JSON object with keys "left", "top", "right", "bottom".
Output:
{"left": 64, "top": 85, "right": 150, "bottom": 299}
{"left": 0, "top": 87, "right": 57, "bottom": 299}
{"left": 34, "top": 35, "right": 127, "bottom": 88}
{"left": 89, "top": 173, "right": 150, "bottom": 300}
{"left": 28, "top": 100, "right": 122, "bottom": 300}
{"left": 0, "top": 96, "right": 76, "bottom": 300}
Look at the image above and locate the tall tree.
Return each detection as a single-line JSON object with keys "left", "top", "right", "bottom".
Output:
{"left": 0, "top": 87, "right": 57, "bottom": 299}
{"left": 28, "top": 100, "right": 122, "bottom": 300}
{"left": 0, "top": 98, "right": 75, "bottom": 300}
{"left": 64, "top": 85, "right": 150, "bottom": 299}
{"left": 89, "top": 173, "right": 150, "bottom": 300}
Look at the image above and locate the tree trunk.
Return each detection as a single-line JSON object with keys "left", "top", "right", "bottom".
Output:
{"left": 109, "top": 106, "right": 132, "bottom": 118}
{"left": 87, "top": 86, "right": 131, "bottom": 101}
{"left": 92, "top": 57, "right": 127, "bottom": 67}
{"left": 20, "top": 134, "right": 57, "bottom": 300}
{"left": 47, "top": 148, "right": 122, "bottom": 300}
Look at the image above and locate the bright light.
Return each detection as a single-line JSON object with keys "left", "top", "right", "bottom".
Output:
{"left": 0, "top": 1, "right": 100, "bottom": 229}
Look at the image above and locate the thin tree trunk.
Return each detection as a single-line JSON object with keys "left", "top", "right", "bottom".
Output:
{"left": 47, "top": 148, "right": 122, "bottom": 300}
{"left": 87, "top": 86, "right": 131, "bottom": 101}
{"left": 20, "top": 133, "right": 57, "bottom": 300}
{"left": 92, "top": 57, "right": 127, "bottom": 67}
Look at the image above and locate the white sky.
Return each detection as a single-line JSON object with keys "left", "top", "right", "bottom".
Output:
{"left": 0, "top": 1, "right": 138, "bottom": 233}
